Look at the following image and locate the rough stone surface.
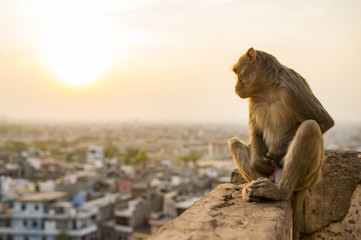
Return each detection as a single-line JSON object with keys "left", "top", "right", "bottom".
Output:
{"left": 230, "top": 149, "right": 361, "bottom": 239}
{"left": 230, "top": 168, "right": 247, "bottom": 184}
{"left": 303, "top": 150, "right": 361, "bottom": 234}
{"left": 149, "top": 183, "right": 292, "bottom": 240}
{"left": 302, "top": 185, "right": 361, "bottom": 240}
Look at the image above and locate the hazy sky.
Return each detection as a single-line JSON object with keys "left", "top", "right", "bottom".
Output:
{"left": 0, "top": 0, "right": 360, "bottom": 123}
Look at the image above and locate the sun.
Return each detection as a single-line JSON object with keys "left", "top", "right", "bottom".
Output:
{"left": 46, "top": 23, "right": 109, "bottom": 87}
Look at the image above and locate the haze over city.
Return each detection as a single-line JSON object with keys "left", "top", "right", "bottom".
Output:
{"left": 1, "top": 2, "right": 361, "bottom": 240}
{"left": 1, "top": 0, "right": 360, "bottom": 123}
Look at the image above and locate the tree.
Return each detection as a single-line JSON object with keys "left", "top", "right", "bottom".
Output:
{"left": 123, "top": 148, "right": 148, "bottom": 165}
{"left": 65, "top": 152, "right": 75, "bottom": 162}
{"left": 178, "top": 153, "right": 200, "bottom": 164}
{"left": 4, "top": 141, "right": 28, "bottom": 153}
{"left": 55, "top": 231, "right": 76, "bottom": 240}
{"left": 135, "top": 150, "right": 148, "bottom": 165}
{"left": 124, "top": 148, "right": 139, "bottom": 165}
{"left": 104, "top": 144, "right": 119, "bottom": 158}
{"left": 64, "top": 147, "right": 86, "bottom": 162}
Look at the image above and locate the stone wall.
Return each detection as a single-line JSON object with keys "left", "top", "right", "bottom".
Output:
{"left": 150, "top": 150, "right": 361, "bottom": 240}
{"left": 302, "top": 150, "right": 361, "bottom": 239}
{"left": 149, "top": 183, "right": 292, "bottom": 240}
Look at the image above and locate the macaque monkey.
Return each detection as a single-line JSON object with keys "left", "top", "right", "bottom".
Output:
{"left": 228, "top": 48, "right": 334, "bottom": 240}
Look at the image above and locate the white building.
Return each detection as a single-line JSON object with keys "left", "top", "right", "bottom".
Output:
{"left": 208, "top": 142, "right": 231, "bottom": 160}
{"left": 86, "top": 146, "right": 104, "bottom": 165}
{"left": 0, "top": 192, "right": 97, "bottom": 240}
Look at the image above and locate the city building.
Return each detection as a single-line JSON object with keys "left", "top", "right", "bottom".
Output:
{"left": 0, "top": 192, "right": 97, "bottom": 240}
{"left": 114, "top": 189, "right": 163, "bottom": 240}
{"left": 207, "top": 142, "right": 231, "bottom": 160}
{"left": 86, "top": 146, "right": 103, "bottom": 165}
{"left": 148, "top": 192, "right": 202, "bottom": 235}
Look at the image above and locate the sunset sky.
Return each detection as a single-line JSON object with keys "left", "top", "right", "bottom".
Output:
{"left": 0, "top": 0, "right": 360, "bottom": 123}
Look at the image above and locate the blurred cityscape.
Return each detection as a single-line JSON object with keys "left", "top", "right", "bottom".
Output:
{"left": 0, "top": 120, "right": 360, "bottom": 240}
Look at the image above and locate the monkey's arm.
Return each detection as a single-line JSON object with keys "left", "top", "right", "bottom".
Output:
{"left": 249, "top": 120, "right": 273, "bottom": 176}
{"left": 268, "top": 126, "right": 298, "bottom": 164}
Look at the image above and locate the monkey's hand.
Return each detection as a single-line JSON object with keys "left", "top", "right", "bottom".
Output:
{"left": 251, "top": 155, "right": 274, "bottom": 176}
{"left": 268, "top": 127, "right": 298, "bottom": 164}
{"left": 264, "top": 158, "right": 283, "bottom": 183}
{"left": 268, "top": 145, "right": 287, "bottom": 166}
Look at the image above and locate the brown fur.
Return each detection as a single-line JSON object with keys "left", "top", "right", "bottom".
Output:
{"left": 229, "top": 48, "right": 334, "bottom": 240}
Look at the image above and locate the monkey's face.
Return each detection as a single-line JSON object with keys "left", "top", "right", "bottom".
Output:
{"left": 233, "top": 49, "right": 258, "bottom": 98}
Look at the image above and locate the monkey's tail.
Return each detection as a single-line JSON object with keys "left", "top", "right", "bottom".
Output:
{"left": 292, "top": 189, "right": 308, "bottom": 240}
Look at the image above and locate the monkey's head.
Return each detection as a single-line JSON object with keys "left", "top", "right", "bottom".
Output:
{"left": 232, "top": 48, "right": 260, "bottom": 98}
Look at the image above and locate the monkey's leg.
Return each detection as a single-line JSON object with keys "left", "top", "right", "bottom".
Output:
{"left": 279, "top": 119, "right": 324, "bottom": 194}
{"left": 228, "top": 137, "right": 265, "bottom": 182}
{"left": 242, "top": 120, "right": 323, "bottom": 201}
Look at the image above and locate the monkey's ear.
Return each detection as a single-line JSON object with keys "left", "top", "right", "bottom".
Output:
{"left": 247, "top": 47, "right": 257, "bottom": 63}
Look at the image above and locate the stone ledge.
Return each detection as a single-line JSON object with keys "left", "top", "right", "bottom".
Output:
{"left": 150, "top": 150, "right": 361, "bottom": 240}
{"left": 230, "top": 149, "right": 361, "bottom": 239}
{"left": 149, "top": 183, "right": 292, "bottom": 240}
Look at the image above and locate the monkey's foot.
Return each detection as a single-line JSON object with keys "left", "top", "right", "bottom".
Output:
{"left": 242, "top": 177, "right": 287, "bottom": 202}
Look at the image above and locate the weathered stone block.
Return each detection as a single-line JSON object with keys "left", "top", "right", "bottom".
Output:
{"left": 302, "top": 150, "right": 361, "bottom": 239}
{"left": 302, "top": 185, "right": 361, "bottom": 240}
{"left": 149, "top": 183, "right": 291, "bottom": 240}
{"left": 230, "top": 150, "right": 361, "bottom": 239}
{"left": 230, "top": 168, "right": 246, "bottom": 184}
{"left": 150, "top": 150, "right": 360, "bottom": 240}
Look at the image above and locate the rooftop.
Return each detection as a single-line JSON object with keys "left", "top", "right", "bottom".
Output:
{"left": 16, "top": 192, "right": 68, "bottom": 202}
{"left": 175, "top": 196, "right": 202, "bottom": 209}
{"left": 51, "top": 201, "right": 73, "bottom": 208}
